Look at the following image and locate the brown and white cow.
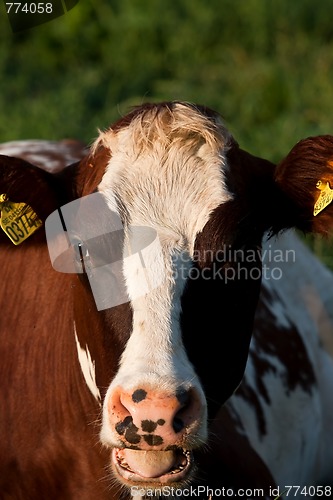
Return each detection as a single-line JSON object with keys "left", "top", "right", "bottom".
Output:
{"left": 0, "top": 102, "right": 333, "bottom": 500}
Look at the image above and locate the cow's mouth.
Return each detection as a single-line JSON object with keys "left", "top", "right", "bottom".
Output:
{"left": 112, "top": 447, "right": 192, "bottom": 485}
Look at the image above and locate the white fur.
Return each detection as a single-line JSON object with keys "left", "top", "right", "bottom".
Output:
{"left": 74, "top": 322, "right": 101, "bottom": 404}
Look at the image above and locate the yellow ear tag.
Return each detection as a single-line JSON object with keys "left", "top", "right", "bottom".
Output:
{"left": 0, "top": 194, "right": 43, "bottom": 245}
{"left": 313, "top": 180, "right": 333, "bottom": 216}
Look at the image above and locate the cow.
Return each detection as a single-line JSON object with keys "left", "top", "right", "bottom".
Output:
{"left": 0, "top": 102, "right": 333, "bottom": 500}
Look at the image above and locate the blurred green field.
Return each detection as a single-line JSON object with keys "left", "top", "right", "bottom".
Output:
{"left": 0, "top": 0, "right": 332, "bottom": 267}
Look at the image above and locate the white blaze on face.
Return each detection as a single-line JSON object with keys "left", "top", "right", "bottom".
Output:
{"left": 95, "top": 103, "right": 234, "bottom": 446}
{"left": 74, "top": 323, "right": 101, "bottom": 405}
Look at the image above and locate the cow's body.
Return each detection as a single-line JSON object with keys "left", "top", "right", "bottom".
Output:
{"left": 231, "top": 230, "right": 333, "bottom": 490}
{"left": 0, "top": 139, "right": 87, "bottom": 172}
{"left": 0, "top": 234, "right": 111, "bottom": 499}
{"left": 1, "top": 104, "right": 333, "bottom": 499}
{"left": 0, "top": 141, "right": 111, "bottom": 499}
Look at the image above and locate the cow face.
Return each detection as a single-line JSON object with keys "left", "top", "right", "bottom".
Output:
{"left": 59, "top": 103, "right": 333, "bottom": 493}
{"left": 73, "top": 103, "right": 236, "bottom": 489}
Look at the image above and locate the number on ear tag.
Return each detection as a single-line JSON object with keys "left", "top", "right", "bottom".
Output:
{"left": 313, "top": 181, "right": 333, "bottom": 216}
{"left": 0, "top": 194, "right": 43, "bottom": 245}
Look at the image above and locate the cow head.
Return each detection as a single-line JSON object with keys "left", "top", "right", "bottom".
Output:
{"left": 1, "top": 102, "right": 333, "bottom": 495}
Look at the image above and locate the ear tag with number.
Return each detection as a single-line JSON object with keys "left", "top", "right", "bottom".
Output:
{"left": 313, "top": 180, "right": 333, "bottom": 216}
{"left": 0, "top": 194, "right": 43, "bottom": 245}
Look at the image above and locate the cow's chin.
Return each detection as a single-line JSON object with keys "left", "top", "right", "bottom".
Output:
{"left": 111, "top": 447, "right": 193, "bottom": 489}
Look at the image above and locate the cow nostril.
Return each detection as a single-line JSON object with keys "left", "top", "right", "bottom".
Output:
{"left": 172, "top": 387, "right": 195, "bottom": 433}
{"left": 115, "top": 415, "right": 133, "bottom": 436}
{"left": 176, "top": 388, "right": 191, "bottom": 407}
{"left": 173, "top": 416, "right": 185, "bottom": 433}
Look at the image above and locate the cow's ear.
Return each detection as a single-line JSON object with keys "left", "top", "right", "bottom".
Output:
{"left": 73, "top": 142, "right": 111, "bottom": 198}
{"left": 274, "top": 135, "right": 333, "bottom": 235}
{"left": 0, "top": 155, "right": 61, "bottom": 221}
